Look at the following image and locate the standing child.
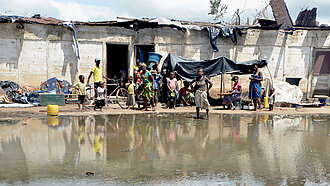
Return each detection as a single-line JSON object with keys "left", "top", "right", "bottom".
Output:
{"left": 94, "top": 81, "right": 106, "bottom": 111}
{"left": 134, "top": 65, "right": 143, "bottom": 91}
{"left": 166, "top": 72, "right": 178, "bottom": 109}
{"left": 268, "top": 88, "right": 275, "bottom": 111}
{"left": 72, "top": 75, "right": 87, "bottom": 110}
{"left": 152, "top": 70, "right": 162, "bottom": 108}
{"left": 126, "top": 76, "right": 136, "bottom": 109}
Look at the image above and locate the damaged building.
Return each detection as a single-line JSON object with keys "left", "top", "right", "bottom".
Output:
{"left": 0, "top": 3, "right": 329, "bottom": 98}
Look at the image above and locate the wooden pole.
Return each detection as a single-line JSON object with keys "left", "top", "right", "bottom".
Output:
{"left": 223, "top": 74, "right": 225, "bottom": 93}
{"left": 220, "top": 74, "right": 223, "bottom": 94}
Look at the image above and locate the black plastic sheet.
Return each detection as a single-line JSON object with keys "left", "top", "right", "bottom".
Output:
{"left": 162, "top": 53, "right": 267, "bottom": 82}
{"left": 207, "top": 27, "right": 239, "bottom": 52}
{"left": 0, "top": 81, "right": 27, "bottom": 103}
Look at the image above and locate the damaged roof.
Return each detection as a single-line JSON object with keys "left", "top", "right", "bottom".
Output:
{"left": 269, "top": 0, "right": 293, "bottom": 29}
{"left": 0, "top": 13, "right": 329, "bottom": 30}
{"left": 0, "top": 14, "right": 247, "bottom": 28}
{"left": 0, "top": 15, "right": 64, "bottom": 24}
{"left": 20, "top": 17, "right": 65, "bottom": 24}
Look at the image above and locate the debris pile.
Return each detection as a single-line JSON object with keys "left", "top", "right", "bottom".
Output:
{"left": 0, "top": 77, "right": 71, "bottom": 105}
{"left": 0, "top": 81, "right": 27, "bottom": 104}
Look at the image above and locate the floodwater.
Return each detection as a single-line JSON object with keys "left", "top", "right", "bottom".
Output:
{"left": 0, "top": 113, "right": 329, "bottom": 185}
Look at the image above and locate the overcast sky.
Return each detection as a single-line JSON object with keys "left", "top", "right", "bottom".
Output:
{"left": 0, "top": 0, "right": 329, "bottom": 25}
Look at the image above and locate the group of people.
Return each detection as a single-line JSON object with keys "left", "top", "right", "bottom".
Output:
{"left": 222, "top": 64, "right": 275, "bottom": 111}
{"left": 72, "top": 58, "right": 108, "bottom": 111}
{"left": 71, "top": 58, "right": 274, "bottom": 118}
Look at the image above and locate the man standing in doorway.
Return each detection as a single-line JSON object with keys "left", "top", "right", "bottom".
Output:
{"left": 87, "top": 58, "right": 110, "bottom": 93}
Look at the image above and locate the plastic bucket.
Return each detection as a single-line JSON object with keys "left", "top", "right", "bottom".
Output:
{"left": 264, "top": 97, "right": 269, "bottom": 109}
{"left": 47, "top": 105, "right": 59, "bottom": 116}
{"left": 148, "top": 52, "right": 162, "bottom": 63}
{"left": 319, "top": 99, "right": 326, "bottom": 106}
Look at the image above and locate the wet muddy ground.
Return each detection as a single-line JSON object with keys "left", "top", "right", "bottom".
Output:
{"left": 0, "top": 113, "right": 329, "bottom": 185}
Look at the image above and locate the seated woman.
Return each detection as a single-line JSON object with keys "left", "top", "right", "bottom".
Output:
{"left": 223, "top": 76, "right": 242, "bottom": 110}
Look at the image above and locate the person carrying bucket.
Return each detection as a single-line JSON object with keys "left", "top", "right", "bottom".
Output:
{"left": 148, "top": 52, "right": 162, "bottom": 72}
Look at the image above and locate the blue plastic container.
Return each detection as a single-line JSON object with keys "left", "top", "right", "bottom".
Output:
{"left": 319, "top": 98, "right": 326, "bottom": 106}
{"left": 148, "top": 52, "right": 162, "bottom": 63}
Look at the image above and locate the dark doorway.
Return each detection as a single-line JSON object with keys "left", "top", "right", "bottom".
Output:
{"left": 135, "top": 45, "right": 154, "bottom": 66}
{"left": 107, "top": 44, "right": 129, "bottom": 95}
{"left": 286, "top": 78, "right": 301, "bottom": 86}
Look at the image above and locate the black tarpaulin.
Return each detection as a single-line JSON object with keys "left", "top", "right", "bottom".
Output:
{"left": 0, "top": 81, "right": 27, "bottom": 103}
{"left": 162, "top": 53, "right": 267, "bottom": 82}
{"left": 207, "top": 27, "right": 239, "bottom": 52}
{"left": 207, "top": 27, "right": 221, "bottom": 52}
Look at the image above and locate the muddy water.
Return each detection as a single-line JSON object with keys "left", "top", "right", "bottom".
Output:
{"left": 0, "top": 114, "right": 329, "bottom": 185}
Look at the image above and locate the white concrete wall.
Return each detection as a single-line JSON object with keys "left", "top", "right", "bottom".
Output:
{"left": 0, "top": 22, "right": 329, "bottom": 97}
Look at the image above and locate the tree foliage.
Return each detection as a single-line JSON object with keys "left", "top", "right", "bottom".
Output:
{"left": 208, "top": 0, "right": 228, "bottom": 21}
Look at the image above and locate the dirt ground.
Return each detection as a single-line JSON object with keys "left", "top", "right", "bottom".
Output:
{"left": 0, "top": 103, "right": 329, "bottom": 119}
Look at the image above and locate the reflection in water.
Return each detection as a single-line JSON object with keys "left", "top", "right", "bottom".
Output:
{"left": 0, "top": 136, "right": 29, "bottom": 184}
{"left": 0, "top": 114, "right": 329, "bottom": 185}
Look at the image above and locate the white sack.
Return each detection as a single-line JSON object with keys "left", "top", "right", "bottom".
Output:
{"left": 273, "top": 80, "right": 303, "bottom": 104}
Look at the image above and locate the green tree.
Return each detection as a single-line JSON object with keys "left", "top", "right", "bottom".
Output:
{"left": 208, "top": 0, "right": 228, "bottom": 21}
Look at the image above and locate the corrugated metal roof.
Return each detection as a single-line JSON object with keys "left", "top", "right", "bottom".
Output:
{"left": 0, "top": 15, "right": 329, "bottom": 30}
{"left": 20, "top": 17, "right": 64, "bottom": 25}
{"left": 269, "top": 0, "right": 293, "bottom": 29}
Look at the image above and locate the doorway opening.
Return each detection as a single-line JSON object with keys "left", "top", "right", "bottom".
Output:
{"left": 134, "top": 45, "right": 155, "bottom": 67}
{"left": 286, "top": 78, "right": 301, "bottom": 86}
{"left": 312, "top": 49, "right": 330, "bottom": 96}
{"left": 107, "top": 44, "right": 129, "bottom": 95}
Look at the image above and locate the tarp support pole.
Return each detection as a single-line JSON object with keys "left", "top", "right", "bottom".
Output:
{"left": 220, "top": 74, "right": 222, "bottom": 94}
{"left": 220, "top": 74, "right": 225, "bottom": 95}
{"left": 223, "top": 74, "right": 225, "bottom": 93}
